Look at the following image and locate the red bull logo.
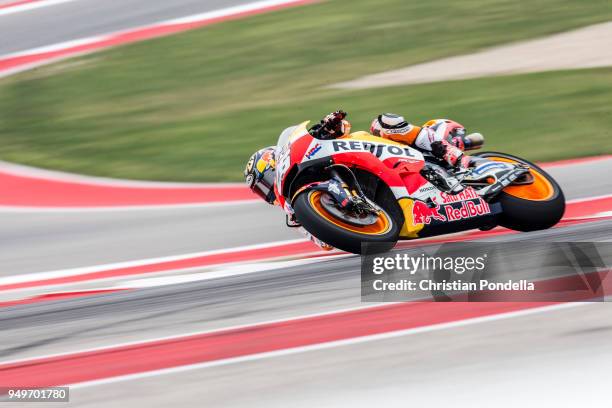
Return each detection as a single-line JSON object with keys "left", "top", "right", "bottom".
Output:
{"left": 445, "top": 198, "right": 491, "bottom": 221}
{"left": 412, "top": 199, "right": 446, "bottom": 224}
{"left": 412, "top": 197, "right": 492, "bottom": 225}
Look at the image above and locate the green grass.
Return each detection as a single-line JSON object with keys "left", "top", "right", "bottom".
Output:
{"left": 0, "top": 0, "right": 611, "bottom": 181}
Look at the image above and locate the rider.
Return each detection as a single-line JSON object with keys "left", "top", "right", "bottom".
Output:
{"left": 244, "top": 144, "right": 334, "bottom": 250}
{"left": 308, "top": 110, "right": 483, "bottom": 169}
{"left": 244, "top": 110, "right": 484, "bottom": 250}
{"left": 245, "top": 110, "right": 484, "bottom": 205}
{"left": 368, "top": 113, "right": 483, "bottom": 169}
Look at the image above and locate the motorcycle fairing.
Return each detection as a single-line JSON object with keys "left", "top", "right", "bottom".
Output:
{"left": 275, "top": 122, "right": 500, "bottom": 239}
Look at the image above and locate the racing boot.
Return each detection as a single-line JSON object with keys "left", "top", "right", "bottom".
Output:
{"left": 420, "top": 163, "right": 464, "bottom": 195}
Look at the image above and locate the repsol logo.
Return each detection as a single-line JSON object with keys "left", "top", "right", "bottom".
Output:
{"left": 332, "top": 140, "right": 416, "bottom": 158}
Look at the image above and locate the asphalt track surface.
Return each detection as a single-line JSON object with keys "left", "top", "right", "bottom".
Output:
{"left": 0, "top": 160, "right": 610, "bottom": 406}
{"left": 0, "top": 0, "right": 263, "bottom": 56}
{"left": 1, "top": 159, "right": 610, "bottom": 276}
{"left": 1, "top": 221, "right": 611, "bottom": 407}
{"left": 71, "top": 304, "right": 612, "bottom": 408}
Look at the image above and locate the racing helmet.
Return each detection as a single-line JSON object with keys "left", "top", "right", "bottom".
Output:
{"left": 244, "top": 146, "right": 277, "bottom": 204}
{"left": 370, "top": 113, "right": 419, "bottom": 144}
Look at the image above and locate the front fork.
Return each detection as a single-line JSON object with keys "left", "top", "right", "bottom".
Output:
{"left": 292, "top": 164, "right": 379, "bottom": 213}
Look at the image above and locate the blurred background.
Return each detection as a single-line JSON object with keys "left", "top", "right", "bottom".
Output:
{"left": 1, "top": 0, "right": 611, "bottom": 182}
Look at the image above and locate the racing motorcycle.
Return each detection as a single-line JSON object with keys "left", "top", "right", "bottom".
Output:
{"left": 274, "top": 121, "right": 565, "bottom": 254}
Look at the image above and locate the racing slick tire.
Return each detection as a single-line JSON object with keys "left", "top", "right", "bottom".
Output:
{"left": 475, "top": 152, "right": 565, "bottom": 231}
{"left": 292, "top": 189, "right": 401, "bottom": 254}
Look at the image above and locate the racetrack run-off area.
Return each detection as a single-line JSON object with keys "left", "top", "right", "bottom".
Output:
{"left": 0, "top": 0, "right": 317, "bottom": 77}
{"left": 2, "top": 0, "right": 612, "bottom": 181}
{"left": 0, "top": 156, "right": 608, "bottom": 209}
{"left": 332, "top": 21, "right": 612, "bottom": 89}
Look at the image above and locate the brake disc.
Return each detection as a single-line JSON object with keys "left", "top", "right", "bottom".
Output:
{"left": 319, "top": 193, "right": 379, "bottom": 227}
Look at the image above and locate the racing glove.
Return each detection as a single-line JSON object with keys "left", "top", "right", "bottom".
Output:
{"left": 431, "top": 140, "right": 471, "bottom": 169}
{"left": 309, "top": 110, "right": 351, "bottom": 139}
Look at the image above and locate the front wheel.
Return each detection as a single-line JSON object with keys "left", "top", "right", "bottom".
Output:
{"left": 293, "top": 190, "right": 401, "bottom": 254}
{"left": 474, "top": 152, "right": 565, "bottom": 231}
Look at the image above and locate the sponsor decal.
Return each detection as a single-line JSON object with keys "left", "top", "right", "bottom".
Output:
{"left": 443, "top": 199, "right": 491, "bottom": 222}
{"left": 278, "top": 144, "right": 289, "bottom": 158}
{"left": 332, "top": 140, "right": 416, "bottom": 158}
{"left": 304, "top": 143, "right": 322, "bottom": 160}
{"left": 416, "top": 184, "right": 437, "bottom": 194}
{"left": 261, "top": 150, "right": 275, "bottom": 166}
{"left": 472, "top": 162, "right": 510, "bottom": 176}
{"left": 412, "top": 199, "right": 446, "bottom": 224}
{"left": 439, "top": 187, "right": 479, "bottom": 204}
{"left": 426, "top": 128, "right": 436, "bottom": 143}
{"left": 245, "top": 156, "right": 255, "bottom": 173}
{"left": 256, "top": 150, "right": 275, "bottom": 173}
{"left": 412, "top": 194, "right": 491, "bottom": 225}
{"left": 256, "top": 158, "right": 268, "bottom": 173}
{"left": 382, "top": 124, "right": 412, "bottom": 135}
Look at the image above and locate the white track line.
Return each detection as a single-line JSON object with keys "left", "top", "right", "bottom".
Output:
{"left": 119, "top": 256, "right": 351, "bottom": 288}
{"left": 164, "top": 0, "right": 309, "bottom": 25}
{"left": 1, "top": 194, "right": 609, "bottom": 290}
{"left": 0, "top": 0, "right": 313, "bottom": 61}
{"left": 0, "top": 0, "right": 79, "bottom": 17}
{"left": 0, "top": 293, "right": 380, "bottom": 366}
{"left": 68, "top": 302, "right": 588, "bottom": 389}
{"left": 0, "top": 37, "right": 105, "bottom": 59}
{"left": 0, "top": 160, "right": 244, "bottom": 188}
{"left": 562, "top": 193, "right": 612, "bottom": 203}
{"left": 0, "top": 199, "right": 261, "bottom": 213}
{"left": 0, "top": 254, "right": 350, "bottom": 301}
{"left": 0, "top": 238, "right": 309, "bottom": 287}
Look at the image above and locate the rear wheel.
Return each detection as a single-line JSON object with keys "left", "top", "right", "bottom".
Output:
{"left": 293, "top": 190, "right": 401, "bottom": 254}
{"left": 474, "top": 152, "right": 565, "bottom": 231}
